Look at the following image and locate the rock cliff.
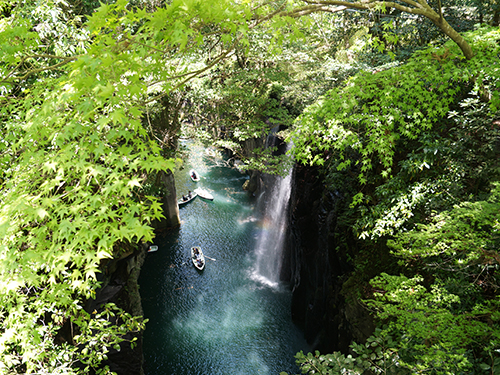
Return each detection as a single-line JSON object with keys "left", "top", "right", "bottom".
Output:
{"left": 86, "top": 165, "right": 180, "bottom": 374}
{"left": 84, "top": 243, "right": 147, "bottom": 375}
{"left": 285, "top": 163, "right": 374, "bottom": 354}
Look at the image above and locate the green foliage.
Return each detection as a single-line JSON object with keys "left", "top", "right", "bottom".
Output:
{"left": 1, "top": 0, "right": 498, "bottom": 373}
{"left": 319, "top": 173, "right": 500, "bottom": 374}
{"left": 282, "top": 329, "right": 406, "bottom": 375}
{"left": 181, "top": 40, "right": 308, "bottom": 171}
{"left": 180, "top": 13, "right": 354, "bottom": 173}
{"left": 286, "top": 20, "right": 500, "bottom": 375}
{"left": 364, "top": 274, "right": 494, "bottom": 373}
{"left": 387, "top": 184, "right": 500, "bottom": 270}
{"left": 352, "top": 93, "right": 500, "bottom": 241}
{"left": 287, "top": 350, "right": 361, "bottom": 374}
{"left": 290, "top": 26, "right": 500, "bottom": 184}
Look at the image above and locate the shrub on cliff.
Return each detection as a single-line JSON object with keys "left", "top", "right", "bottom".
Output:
{"left": 285, "top": 25, "right": 500, "bottom": 374}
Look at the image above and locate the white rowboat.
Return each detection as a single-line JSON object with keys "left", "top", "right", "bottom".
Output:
{"left": 189, "top": 169, "right": 200, "bottom": 182}
{"left": 178, "top": 191, "right": 198, "bottom": 206}
{"left": 194, "top": 188, "right": 214, "bottom": 201}
{"left": 191, "top": 246, "right": 205, "bottom": 271}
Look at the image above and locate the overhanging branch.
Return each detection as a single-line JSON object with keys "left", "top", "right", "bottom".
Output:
{"left": 2, "top": 55, "right": 79, "bottom": 84}
{"left": 290, "top": 0, "right": 473, "bottom": 58}
{"left": 299, "top": 0, "right": 433, "bottom": 17}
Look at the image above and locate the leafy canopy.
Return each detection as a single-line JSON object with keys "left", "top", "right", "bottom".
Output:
{"left": 0, "top": 0, "right": 498, "bottom": 373}
{"left": 290, "top": 26, "right": 500, "bottom": 188}
{"left": 0, "top": 0, "right": 294, "bottom": 372}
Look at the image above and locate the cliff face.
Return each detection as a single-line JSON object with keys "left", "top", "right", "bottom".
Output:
{"left": 155, "top": 169, "right": 181, "bottom": 230}
{"left": 284, "top": 164, "right": 374, "bottom": 354}
{"left": 102, "top": 168, "right": 179, "bottom": 373}
{"left": 83, "top": 244, "right": 147, "bottom": 375}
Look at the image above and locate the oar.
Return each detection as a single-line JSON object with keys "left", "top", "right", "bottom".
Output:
{"left": 181, "top": 257, "right": 193, "bottom": 266}
{"left": 195, "top": 245, "right": 215, "bottom": 261}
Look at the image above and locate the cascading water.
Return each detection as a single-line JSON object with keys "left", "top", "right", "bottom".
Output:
{"left": 252, "top": 145, "right": 293, "bottom": 288}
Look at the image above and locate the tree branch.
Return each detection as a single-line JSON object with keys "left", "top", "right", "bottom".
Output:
{"left": 2, "top": 55, "right": 79, "bottom": 83}
{"left": 299, "top": 0, "right": 431, "bottom": 17}
{"left": 293, "top": 0, "right": 473, "bottom": 58}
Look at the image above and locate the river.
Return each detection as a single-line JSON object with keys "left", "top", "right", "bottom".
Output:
{"left": 139, "top": 142, "right": 308, "bottom": 375}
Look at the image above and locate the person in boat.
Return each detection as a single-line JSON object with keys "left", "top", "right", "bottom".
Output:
{"left": 197, "top": 259, "right": 203, "bottom": 267}
{"left": 182, "top": 195, "right": 187, "bottom": 201}
{"left": 191, "top": 171, "right": 196, "bottom": 179}
{"left": 188, "top": 191, "right": 192, "bottom": 198}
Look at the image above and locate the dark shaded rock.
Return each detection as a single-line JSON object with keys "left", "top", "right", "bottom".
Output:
{"left": 80, "top": 245, "right": 147, "bottom": 375}
{"left": 243, "top": 170, "right": 263, "bottom": 195}
{"left": 155, "top": 169, "right": 180, "bottom": 230}
{"left": 284, "top": 163, "right": 374, "bottom": 354}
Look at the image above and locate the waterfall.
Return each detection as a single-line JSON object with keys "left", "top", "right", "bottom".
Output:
{"left": 251, "top": 147, "right": 293, "bottom": 288}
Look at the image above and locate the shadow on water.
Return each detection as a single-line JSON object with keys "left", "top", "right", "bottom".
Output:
{"left": 139, "top": 142, "right": 308, "bottom": 375}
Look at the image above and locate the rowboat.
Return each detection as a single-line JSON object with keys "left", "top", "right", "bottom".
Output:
{"left": 194, "top": 188, "right": 214, "bottom": 201}
{"left": 147, "top": 245, "right": 158, "bottom": 253}
{"left": 191, "top": 246, "right": 205, "bottom": 271}
{"left": 178, "top": 191, "right": 197, "bottom": 206}
{"left": 189, "top": 169, "right": 200, "bottom": 182}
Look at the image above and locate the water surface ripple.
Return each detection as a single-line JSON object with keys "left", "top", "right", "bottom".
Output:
{"left": 139, "top": 143, "right": 307, "bottom": 375}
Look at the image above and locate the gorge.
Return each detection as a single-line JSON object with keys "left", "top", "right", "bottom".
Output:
{"left": 92, "top": 121, "right": 395, "bottom": 374}
{"left": 103, "top": 140, "right": 372, "bottom": 374}
{"left": 2, "top": 2, "right": 499, "bottom": 374}
{"left": 138, "top": 141, "right": 309, "bottom": 374}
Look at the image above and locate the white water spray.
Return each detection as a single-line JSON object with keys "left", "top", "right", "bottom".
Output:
{"left": 252, "top": 160, "right": 293, "bottom": 288}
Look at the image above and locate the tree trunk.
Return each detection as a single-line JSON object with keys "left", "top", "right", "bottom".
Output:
{"left": 493, "top": 9, "right": 500, "bottom": 26}
{"left": 432, "top": 16, "right": 474, "bottom": 59}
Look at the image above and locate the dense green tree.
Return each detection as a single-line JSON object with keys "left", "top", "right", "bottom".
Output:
{"left": 290, "top": 0, "right": 475, "bottom": 59}
{"left": 283, "top": 25, "right": 500, "bottom": 375}
{"left": 1, "top": 0, "right": 498, "bottom": 373}
{"left": 291, "top": 26, "right": 499, "bottom": 194}
{"left": 0, "top": 0, "right": 267, "bottom": 372}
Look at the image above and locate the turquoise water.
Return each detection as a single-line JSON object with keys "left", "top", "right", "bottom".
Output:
{"left": 139, "top": 142, "right": 307, "bottom": 375}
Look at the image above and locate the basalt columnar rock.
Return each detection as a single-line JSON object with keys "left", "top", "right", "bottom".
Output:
{"left": 84, "top": 243, "right": 147, "bottom": 375}
{"left": 158, "top": 169, "right": 181, "bottom": 229}
{"left": 285, "top": 164, "right": 374, "bottom": 354}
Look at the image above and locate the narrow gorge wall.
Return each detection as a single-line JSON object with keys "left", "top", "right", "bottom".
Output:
{"left": 85, "top": 244, "right": 147, "bottom": 375}
{"left": 156, "top": 169, "right": 181, "bottom": 230}
{"left": 284, "top": 164, "right": 375, "bottom": 354}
